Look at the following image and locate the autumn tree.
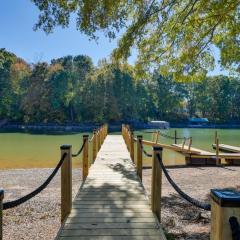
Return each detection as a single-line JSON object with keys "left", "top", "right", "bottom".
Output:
{"left": 32, "top": 0, "right": 240, "bottom": 81}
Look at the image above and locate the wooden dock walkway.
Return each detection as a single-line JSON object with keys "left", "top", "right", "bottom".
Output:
{"left": 57, "top": 135, "right": 166, "bottom": 240}
{"left": 212, "top": 143, "right": 240, "bottom": 153}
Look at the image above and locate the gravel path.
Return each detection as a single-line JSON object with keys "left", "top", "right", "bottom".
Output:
{"left": 1, "top": 168, "right": 82, "bottom": 240}
{"left": 1, "top": 166, "right": 239, "bottom": 240}
{"left": 143, "top": 166, "right": 240, "bottom": 240}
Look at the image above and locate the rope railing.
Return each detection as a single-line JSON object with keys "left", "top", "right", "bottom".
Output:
{"left": 145, "top": 130, "right": 191, "bottom": 140}
{"left": 3, "top": 153, "right": 67, "bottom": 210}
{"left": 140, "top": 141, "right": 153, "bottom": 158}
{"left": 229, "top": 216, "right": 240, "bottom": 240}
{"left": 122, "top": 124, "right": 240, "bottom": 240}
{"left": 156, "top": 153, "right": 211, "bottom": 211}
{"left": 72, "top": 139, "right": 87, "bottom": 157}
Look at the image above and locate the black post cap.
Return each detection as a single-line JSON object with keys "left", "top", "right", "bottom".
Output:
{"left": 83, "top": 135, "right": 89, "bottom": 138}
{"left": 137, "top": 135, "right": 143, "bottom": 138}
{"left": 60, "top": 145, "right": 72, "bottom": 150}
{"left": 153, "top": 146, "right": 163, "bottom": 151}
{"left": 211, "top": 189, "right": 240, "bottom": 207}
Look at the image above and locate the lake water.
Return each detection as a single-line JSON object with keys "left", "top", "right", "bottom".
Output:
{"left": 0, "top": 132, "right": 92, "bottom": 169}
{"left": 0, "top": 128, "right": 240, "bottom": 169}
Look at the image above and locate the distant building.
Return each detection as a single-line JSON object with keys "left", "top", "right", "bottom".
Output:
{"left": 188, "top": 117, "right": 209, "bottom": 126}
{"left": 149, "top": 121, "right": 170, "bottom": 129}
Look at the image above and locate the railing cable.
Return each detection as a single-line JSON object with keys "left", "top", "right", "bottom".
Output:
{"left": 145, "top": 131, "right": 190, "bottom": 140}
{"left": 156, "top": 153, "right": 211, "bottom": 211}
{"left": 72, "top": 139, "right": 87, "bottom": 157}
{"left": 3, "top": 153, "right": 67, "bottom": 210}
{"left": 229, "top": 216, "right": 240, "bottom": 240}
{"left": 140, "top": 141, "right": 153, "bottom": 158}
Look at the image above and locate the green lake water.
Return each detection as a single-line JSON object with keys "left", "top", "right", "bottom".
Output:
{"left": 0, "top": 128, "right": 240, "bottom": 169}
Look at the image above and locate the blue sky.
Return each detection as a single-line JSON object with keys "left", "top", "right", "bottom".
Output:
{"left": 0, "top": 1, "right": 226, "bottom": 75}
{"left": 0, "top": 0, "right": 120, "bottom": 65}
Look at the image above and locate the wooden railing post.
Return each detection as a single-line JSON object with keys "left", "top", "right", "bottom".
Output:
{"left": 137, "top": 135, "right": 143, "bottom": 181}
{"left": 151, "top": 146, "right": 162, "bottom": 222}
{"left": 214, "top": 131, "right": 218, "bottom": 144}
{"left": 105, "top": 124, "right": 108, "bottom": 139}
{"left": 92, "top": 130, "right": 97, "bottom": 162}
{"left": 216, "top": 138, "right": 221, "bottom": 165}
{"left": 130, "top": 130, "right": 134, "bottom": 162}
{"left": 60, "top": 145, "right": 72, "bottom": 223}
{"left": 99, "top": 127, "right": 102, "bottom": 146}
{"left": 0, "top": 189, "right": 4, "bottom": 240}
{"left": 83, "top": 135, "right": 89, "bottom": 181}
{"left": 97, "top": 130, "right": 100, "bottom": 151}
{"left": 174, "top": 130, "right": 177, "bottom": 144}
{"left": 101, "top": 126, "right": 104, "bottom": 145}
{"left": 210, "top": 189, "right": 240, "bottom": 240}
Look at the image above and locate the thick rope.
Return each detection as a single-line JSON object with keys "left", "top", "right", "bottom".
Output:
{"left": 3, "top": 153, "right": 67, "bottom": 210}
{"left": 140, "top": 141, "right": 153, "bottom": 157}
{"left": 72, "top": 139, "right": 86, "bottom": 157}
{"left": 229, "top": 216, "right": 240, "bottom": 240}
{"left": 156, "top": 153, "right": 211, "bottom": 211}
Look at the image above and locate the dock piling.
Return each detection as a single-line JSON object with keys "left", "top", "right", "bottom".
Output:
{"left": 92, "top": 130, "right": 97, "bottom": 162}
{"left": 137, "top": 135, "right": 143, "bottom": 181}
{"left": 0, "top": 189, "right": 3, "bottom": 240}
{"left": 210, "top": 189, "right": 240, "bottom": 240}
{"left": 60, "top": 145, "right": 72, "bottom": 223}
{"left": 83, "top": 135, "right": 89, "bottom": 181}
{"left": 151, "top": 146, "right": 163, "bottom": 222}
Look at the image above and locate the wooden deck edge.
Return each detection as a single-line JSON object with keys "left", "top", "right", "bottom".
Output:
{"left": 132, "top": 163, "right": 167, "bottom": 240}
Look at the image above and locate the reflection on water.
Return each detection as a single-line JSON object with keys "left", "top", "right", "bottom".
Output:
{"left": 0, "top": 132, "right": 92, "bottom": 169}
{"left": 0, "top": 128, "right": 239, "bottom": 169}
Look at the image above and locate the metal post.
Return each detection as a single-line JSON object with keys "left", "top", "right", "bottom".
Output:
{"left": 60, "top": 145, "right": 72, "bottom": 223}
{"left": 151, "top": 146, "right": 162, "bottom": 222}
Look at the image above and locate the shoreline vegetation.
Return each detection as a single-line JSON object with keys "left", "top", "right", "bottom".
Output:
{"left": 1, "top": 122, "right": 240, "bottom": 133}
{"left": 1, "top": 49, "right": 240, "bottom": 128}
{"left": 2, "top": 167, "right": 240, "bottom": 240}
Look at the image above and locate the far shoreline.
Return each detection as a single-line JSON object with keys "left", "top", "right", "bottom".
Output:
{"left": 1, "top": 122, "right": 240, "bottom": 134}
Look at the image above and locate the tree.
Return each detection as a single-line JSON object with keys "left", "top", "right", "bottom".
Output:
{"left": 32, "top": 0, "right": 240, "bottom": 81}
{"left": 148, "top": 72, "right": 185, "bottom": 120}
{"left": 21, "top": 63, "right": 50, "bottom": 122}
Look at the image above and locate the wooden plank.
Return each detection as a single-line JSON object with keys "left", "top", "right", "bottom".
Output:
{"left": 172, "top": 144, "right": 209, "bottom": 154}
{"left": 71, "top": 208, "right": 152, "bottom": 213}
{"left": 77, "top": 192, "right": 145, "bottom": 198}
{"left": 63, "top": 222, "right": 158, "bottom": 229}
{"left": 68, "top": 211, "right": 154, "bottom": 218}
{"left": 57, "top": 135, "right": 166, "bottom": 240}
{"left": 72, "top": 205, "right": 150, "bottom": 209}
{"left": 59, "top": 236, "right": 164, "bottom": 240}
{"left": 212, "top": 143, "right": 240, "bottom": 153}
{"left": 60, "top": 228, "right": 163, "bottom": 237}
{"left": 73, "top": 200, "right": 149, "bottom": 205}
{"left": 65, "top": 217, "right": 157, "bottom": 224}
